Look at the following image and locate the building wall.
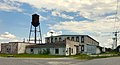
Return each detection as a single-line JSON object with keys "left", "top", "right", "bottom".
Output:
{"left": 26, "top": 40, "right": 80, "bottom": 56}
{"left": 18, "top": 43, "right": 31, "bottom": 54}
{"left": 45, "top": 35, "right": 99, "bottom": 46}
{"left": 84, "top": 44, "right": 97, "bottom": 54}
{"left": 96, "top": 47, "right": 101, "bottom": 54}
{"left": 1, "top": 42, "right": 32, "bottom": 54}
{"left": 0, "top": 43, "right": 1, "bottom": 52}
{"left": 65, "top": 40, "right": 79, "bottom": 56}
{"left": 26, "top": 35, "right": 99, "bottom": 55}
{"left": 84, "top": 36, "right": 99, "bottom": 46}
{"left": 1, "top": 43, "right": 18, "bottom": 54}
{"left": 26, "top": 48, "right": 39, "bottom": 54}
{"left": 45, "top": 36, "right": 81, "bottom": 43}
{"left": 49, "top": 48, "right": 65, "bottom": 55}
{"left": 119, "top": 48, "right": 120, "bottom": 52}
{"left": 26, "top": 47, "right": 66, "bottom": 55}
{"left": 45, "top": 35, "right": 99, "bottom": 54}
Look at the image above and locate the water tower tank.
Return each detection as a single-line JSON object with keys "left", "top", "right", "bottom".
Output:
{"left": 32, "top": 14, "right": 39, "bottom": 27}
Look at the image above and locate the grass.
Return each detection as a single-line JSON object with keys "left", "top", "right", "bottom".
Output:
{"left": 0, "top": 54, "right": 65, "bottom": 58}
{"left": 90, "top": 52, "right": 120, "bottom": 59}
{"left": 69, "top": 52, "right": 120, "bottom": 60}
{"left": 69, "top": 54, "right": 92, "bottom": 60}
{"left": 0, "top": 52, "right": 120, "bottom": 60}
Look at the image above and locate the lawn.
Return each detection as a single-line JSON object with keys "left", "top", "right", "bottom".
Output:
{"left": 69, "top": 52, "right": 120, "bottom": 60}
{"left": 69, "top": 54, "right": 92, "bottom": 60}
{"left": 0, "top": 53, "right": 120, "bottom": 60}
{"left": 0, "top": 54, "right": 65, "bottom": 58}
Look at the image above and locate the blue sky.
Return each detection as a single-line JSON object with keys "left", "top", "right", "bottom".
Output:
{"left": 0, "top": 0, "right": 120, "bottom": 48}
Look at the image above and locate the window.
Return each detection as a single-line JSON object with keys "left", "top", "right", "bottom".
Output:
{"left": 81, "top": 45, "right": 84, "bottom": 51}
{"left": 67, "top": 48, "right": 69, "bottom": 54}
{"left": 30, "top": 48, "right": 33, "bottom": 52}
{"left": 46, "top": 38, "right": 50, "bottom": 43}
{"left": 59, "top": 37, "right": 61, "bottom": 41}
{"left": 55, "top": 49, "right": 59, "bottom": 54}
{"left": 67, "top": 37, "right": 70, "bottom": 40}
{"left": 51, "top": 37, "right": 53, "bottom": 43}
{"left": 55, "top": 38, "right": 57, "bottom": 42}
{"left": 66, "top": 48, "right": 68, "bottom": 54}
{"left": 81, "top": 36, "right": 84, "bottom": 43}
{"left": 71, "top": 37, "right": 74, "bottom": 41}
{"left": 72, "top": 48, "right": 73, "bottom": 53}
{"left": 6, "top": 48, "right": 10, "bottom": 53}
{"left": 76, "top": 36, "right": 79, "bottom": 42}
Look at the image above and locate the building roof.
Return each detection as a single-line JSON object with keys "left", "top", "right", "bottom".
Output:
{"left": 45, "top": 34, "right": 87, "bottom": 38}
{"left": 26, "top": 42, "right": 66, "bottom": 48}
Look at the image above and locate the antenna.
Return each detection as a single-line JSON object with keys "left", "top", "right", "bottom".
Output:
{"left": 28, "top": 14, "right": 42, "bottom": 44}
{"left": 50, "top": 31, "right": 54, "bottom": 36}
{"left": 50, "top": 31, "right": 54, "bottom": 43}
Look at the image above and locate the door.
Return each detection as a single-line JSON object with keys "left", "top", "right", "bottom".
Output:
{"left": 76, "top": 46, "right": 79, "bottom": 54}
{"left": 69, "top": 48, "right": 71, "bottom": 55}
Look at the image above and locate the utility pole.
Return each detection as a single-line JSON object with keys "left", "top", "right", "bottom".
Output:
{"left": 113, "top": 31, "right": 119, "bottom": 49}
{"left": 112, "top": 0, "right": 119, "bottom": 49}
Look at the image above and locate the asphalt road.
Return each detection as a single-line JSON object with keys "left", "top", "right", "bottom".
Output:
{"left": 0, "top": 57, "right": 120, "bottom": 65}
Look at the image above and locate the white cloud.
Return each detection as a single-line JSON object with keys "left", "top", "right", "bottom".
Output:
{"left": 0, "top": 32, "right": 22, "bottom": 43}
{"left": 17, "top": 0, "right": 118, "bottom": 20}
{"left": 0, "top": 32, "right": 16, "bottom": 40}
{"left": 48, "top": 15, "right": 120, "bottom": 48}
{"left": 42, "top": 30, "right": 62, "bottom": 43}
{"left": 0, "top": 0, "right": 118, "bottom": 20}
{"left": 39, "top": 15, "right": 47, "bottom": 21}
{"left": 46, "top": 30, "right": 62, "bottom": 37}
{"left": 0, "top": 0, "right": 23, "bottom": 12}
{"left": 79, "top": 0, "right": 117, "bottom": 20}
{"left": 52, "top": 11, "right": 74, "bottom": 19}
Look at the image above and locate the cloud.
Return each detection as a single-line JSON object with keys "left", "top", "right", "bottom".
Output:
{"left": 39, "top": 15, "right": 47, "bottom": 21}
{"left": 48, "top": 15, "right": 120, "bottom": 48}
{"left": 52, "top": 11, "right": 74, "bottom": 19}
{"left": 0, "top": 0, "right": 117, "bottom": 20}
{"left": 49, "top": 15, "right": 119, "bottom": 32}
{"left": 17, "top": 0, "right": 117, "bottom": 20}
{"left": 0, "top": 32, "right": 22, "bottom": 43}
{"left": 42, "top": 30, "right": 62, "bottom": 43}
{"left": 46, "top": 30, "right": 62, "bottom": 37}
{"left": 0, "top": 0, "right": 116, "bottom": 20}
{"left": 0, "top": 0, "right": 23, "bottom": 12}
{"left": 0, "top": 32, "right": 16, "bottom": 40}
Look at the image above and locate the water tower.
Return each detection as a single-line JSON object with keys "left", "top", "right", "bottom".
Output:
{"left": 28, "top": 14, "right": 42, "bottom": 44}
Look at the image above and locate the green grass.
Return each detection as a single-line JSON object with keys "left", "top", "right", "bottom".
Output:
{"left": 69, "top": 53, "right": 120, "bottom": 60}
{"left": 0, "top": 54, "right": 65, "bottom": 58}
{"left": 102, "top": 52, "right": 119, "bottom": 54}
{"left": 91, "top": 55, "right": 120, "bottom": 59}
{"left": 0, "top": 53, "right": 120, "bottom": 60}
{"left": 69, "top": 54, "right": 92, "bottom": 60}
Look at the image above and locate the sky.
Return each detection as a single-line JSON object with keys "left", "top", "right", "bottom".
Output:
{"left": 0, "top": 0, "right": 120, "bottom": 48}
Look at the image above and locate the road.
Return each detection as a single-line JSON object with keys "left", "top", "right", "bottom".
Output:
{"left": 0, "top": 57, "right": 120, "bottom": 65}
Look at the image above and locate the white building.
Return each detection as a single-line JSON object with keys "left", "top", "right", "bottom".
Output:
{"left": 1, "top": 42, "right": 32, "bottom": 54}
{"left": 0, "top": 43, "right": 1, "bottom": 53}
{"left": 26, "top": 40, "right": 79, "bottom": 56}
{"left": 115, "top": 45, "right": 120, "bottom": 52}
{"left": 45, "top": 35, "right": 99, "bottom": 54}
{"left": 26, "top": 35, "right": 99, "bottom": 55}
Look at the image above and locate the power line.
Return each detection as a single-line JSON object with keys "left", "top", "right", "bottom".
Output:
{"left": 112, "top": 0, "right": 120, "bottom": 49}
